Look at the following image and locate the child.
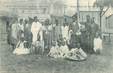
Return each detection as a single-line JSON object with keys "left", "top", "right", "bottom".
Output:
{"left": 13, "top": 31, "right": 30, "bottom": 55}
{"left": 93, "top": 32, "right": 102, "bottom": 54}
{"left": 58, "top": 38, "right": 69, "bottom": 58}
{"left": 47, "top": 41, "right": 59, "bottom": 58}
{"left": 31, "top": 33, "right": 44, "bottom": 55}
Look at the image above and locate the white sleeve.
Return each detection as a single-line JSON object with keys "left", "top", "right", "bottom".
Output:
{"left": 39, "top": 23, "right": 43, "bottom": 41}
{"left": 39, "top": 30, "right": 43, "bottom": 41}
{"left": 100, "top": 39, "right": 102, "bottom": 49}
{"left": 31, "top": 22, "right": 34, "bottom": 33}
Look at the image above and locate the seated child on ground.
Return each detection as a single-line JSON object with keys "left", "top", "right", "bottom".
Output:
{"left": 47, "top": 41, "right": 60, "bottom": 58}
{"left": 58, "top": 38, "right": 69, "bottom": 58}
{"left": 31, "top": 34, "right": 44, "bottom": 55}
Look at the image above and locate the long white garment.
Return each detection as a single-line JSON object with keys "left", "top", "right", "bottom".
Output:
{"left": 31, "top": 22, "right": 42, "bottom": 42}
{"left": 11, "top": 23, "right": 18, "bottom": 39}
{"left": 61, "top": 26, "right": 69, "bottom": 40}
{"left": 93, "top": 37, "right": 102, "bottom": 52}
{"left": 68, "top": 30, "right": 73, "bottom": 44}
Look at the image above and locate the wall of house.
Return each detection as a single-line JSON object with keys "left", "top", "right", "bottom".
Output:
{"left": 79, "top": 11, "right": 100, "bottom": 25}
{"left": 106, "top": 15, "right": 113, "bottom": 33}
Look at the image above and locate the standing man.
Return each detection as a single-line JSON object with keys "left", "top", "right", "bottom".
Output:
{"left": 71, "top": 14, "right": 79, "bottom": 34}
{"left": 61, "top": 23, "right": 69, "bottom": 41}
{"left": 18, "top": 19, "right": 24, "bottom": 32}
{"left": 10, "top": 18, "right": 18, "bottom": 50}
{"left": 54, "top": 19, "right": 62, "bottom": 42}
{"left": 17, "top": 19, "right": 24, "bottom": 42}
{"left": 24, "top": 19, "right": 32, "bottom": 49}
{"left": 90, "top": 17, "right": 99, "bottom": 37}
{"left": 31, "top": 16, "right": 43, "bottom": 43}
{"left": 81, "top": 15, "right": 91, "bottom": 53}
{"left": 84, "top": 15, "right": 98, "bottom": 54}
{"left": 31, "top": 16, "right": 44, "bottom": 54}
{"left": 68, "top": 14, "right": 80, "bottom": 49}
{"left": 90, "top": 17, "right": 100, "bottom": 53}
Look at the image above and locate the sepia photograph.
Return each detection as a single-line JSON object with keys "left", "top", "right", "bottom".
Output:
{"left": 0, "top": 0, "right": 113, "bottom": 73}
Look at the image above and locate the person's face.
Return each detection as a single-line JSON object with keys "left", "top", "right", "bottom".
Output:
{"left": 52, "top": 42, "right": 56, "bottom": 46}
{"left": 91, "top": 18, "right": 95, "bottom": 23}
{"left": 20, "top": 20, "right": 23, "bottom": 24}
{"left": 45, "top": 19, "right": 49, "bottom": 25}
{"left": 21, "top": 38, "right": 24, "bottom": 42}
{"left": 63, "top": 23, "right": 65, "bottom": 26}
{"left": 65, "top": 23, "right": 68, "bottom": 26}
{"left": 62, "top": 42, "right": 65, "bottom": 46}
{"left": 59, "top": 35, "right": 62, "bottom": 39}
{"left": 72, "top": 17, "right": 75, "bottom": 22}
{"left": 95, "top": 33, "right": 99, "bottom": 38}
{"left": 24, "top": 20, "right": 28, "bottom": 24}
{"left": 55, "top": 20, "right": 58, "bottom": 25}
{"left": 34, "top": 18, "right": 38, "bottom": 22}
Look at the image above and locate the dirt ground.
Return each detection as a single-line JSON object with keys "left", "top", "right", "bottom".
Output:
{"left": 0, "top": 22, "right": 113, "bottom": 73}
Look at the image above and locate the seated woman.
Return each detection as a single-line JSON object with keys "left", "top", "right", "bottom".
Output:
{"left": 65, "top": 43, "right": 87, "bottom": 61}
{"left": 93, "top": 32, "right": 102, "bottom": 54}
{"left": 13, "top": 31, "right": 30, "bottom": 55}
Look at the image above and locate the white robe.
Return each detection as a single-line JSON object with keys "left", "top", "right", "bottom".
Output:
{"left": 11, "top": 23, "right": 18, "bottom": 39}
{"left": 61, "top": 26, "right": 69, "bottom": 40}
{"left": 93, "top": 37, "right": 102, "bottom": 52}
{"left": 31, "top": 22, "right": 43, "bottom": 42}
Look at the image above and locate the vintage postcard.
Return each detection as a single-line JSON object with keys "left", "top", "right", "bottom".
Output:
{"left": 0, "top": 0, "right": 113, "bottom": 73}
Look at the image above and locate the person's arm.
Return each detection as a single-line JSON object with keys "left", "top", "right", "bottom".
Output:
{"left": 16, "top": 41, "right": 20, "bottom": 48}
{"left": 100, "top": 39, "right": 103, "bottom": 49}
{"left": 31, "top": 22, "right": 35, "bottom": 33}
{"left": 39, "top": 23, "right": 43, "bottom": 41}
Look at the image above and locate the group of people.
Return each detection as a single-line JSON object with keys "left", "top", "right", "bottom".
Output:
{"left": 6, "top": 14, "right": 103, "bottom": 61}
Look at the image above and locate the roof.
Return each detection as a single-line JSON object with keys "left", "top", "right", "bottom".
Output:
{"left": 106, "top": 14, "right": 113, "bottom": 19}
